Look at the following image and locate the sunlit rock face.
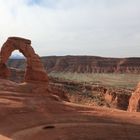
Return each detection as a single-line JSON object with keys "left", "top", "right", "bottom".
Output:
{"left": 0, "top": 37, "right": 48, "bottom": 83}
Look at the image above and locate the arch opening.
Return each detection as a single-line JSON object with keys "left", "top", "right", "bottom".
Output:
{"left": 7, "top": 50, "right": 26, "bottom": 83}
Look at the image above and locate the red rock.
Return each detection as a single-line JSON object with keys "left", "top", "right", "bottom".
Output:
{"left": 0, "top": 63, "right": 10, "bottom": 78}
{"left": 0, "top": 37, "right": 48, "bottom": 83}
{"left": 128, "top": 82, "right": 140, "bottom": 112}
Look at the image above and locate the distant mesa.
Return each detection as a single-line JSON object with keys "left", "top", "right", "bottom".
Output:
{"left": 0, "top": 37, "right": 48, "bottom": 83}
{"left": 7, "top": 56, "right": 140, "bottom": 74}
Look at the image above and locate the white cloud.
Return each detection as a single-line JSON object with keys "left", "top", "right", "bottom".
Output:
{"left": 0, "top": 0, "right": 140, "bottom": 57}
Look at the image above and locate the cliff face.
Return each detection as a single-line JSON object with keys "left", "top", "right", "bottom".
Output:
{"left": 7, "top": 56, "right": 140, "bottom": 73}
{"left": 128, "top": 82, "right": 140, "bottom": 112}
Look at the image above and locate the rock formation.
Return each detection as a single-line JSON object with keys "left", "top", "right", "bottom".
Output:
{"left": 0, "top": 37, "right": 48, "bottom": 83}
{"left": 104, "top": 89, "right": 131, "bottom": 110}
{"left": 7, "top": 56, "right": 140, "bottom": 73}
{"left": 128, "top": 82, "right": 140, "bottom": 112}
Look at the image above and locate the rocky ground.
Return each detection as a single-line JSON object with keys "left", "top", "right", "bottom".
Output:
{"left": 0, "top": 79, "right": 140, "bottom": 140}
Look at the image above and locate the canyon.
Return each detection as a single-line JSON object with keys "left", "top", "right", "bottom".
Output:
{"left": 5, "top": 53, "right": 140, "bottom": 112}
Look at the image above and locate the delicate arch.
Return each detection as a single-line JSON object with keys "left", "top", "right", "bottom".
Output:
{"left": 0, "top": 37, "right": 48, "bottom": 83}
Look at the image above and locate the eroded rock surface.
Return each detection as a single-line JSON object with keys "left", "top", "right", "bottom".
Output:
{"left": 49, "top": 77, "right": 132, "bottom": 110}
{"left": 128, "top": 82, "right": 140, "bottom": 112}
{"left": 0, "top": 37, "right": 48, "bottom": 83}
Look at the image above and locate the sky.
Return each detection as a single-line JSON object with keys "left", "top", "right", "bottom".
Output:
{"left": 0, "top": 0, "right": 140, "bottom": 57}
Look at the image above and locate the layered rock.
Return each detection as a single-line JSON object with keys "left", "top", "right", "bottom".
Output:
{"left": 0, "top": 37, "right": 48, "bottom": 83}
{"left": 7, "top": 56, "right": 140, "bottom": 73}
{"left": 128, "top": 82, "right": 140, "bottom": 112}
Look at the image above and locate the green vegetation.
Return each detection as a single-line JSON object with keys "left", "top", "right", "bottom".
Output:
{"left": 49, "top": 72, "right": 140, "bottom": 88}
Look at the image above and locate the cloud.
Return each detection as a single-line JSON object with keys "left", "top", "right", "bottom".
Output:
{"left": 0, "top": 0, "right": 140, "bottom": 57}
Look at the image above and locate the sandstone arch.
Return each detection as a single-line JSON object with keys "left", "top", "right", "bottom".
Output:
{"left": 128, "top": 82, "right": 140, "bottom": 112}
{"left": 0, "top": 37, "right": 48, "bottom": 83}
